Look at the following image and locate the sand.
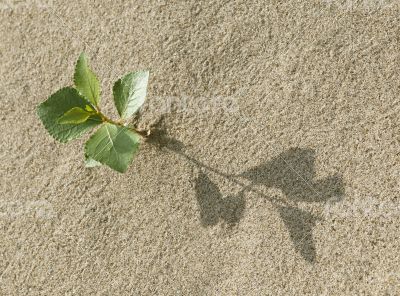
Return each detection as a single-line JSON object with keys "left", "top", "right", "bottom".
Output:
{"left": 1, "top": 0, "right": 399, "bottom": 295}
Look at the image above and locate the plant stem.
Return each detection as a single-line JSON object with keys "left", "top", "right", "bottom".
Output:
{"left": 96, "top": 110, "right": 149, "bottom": 138}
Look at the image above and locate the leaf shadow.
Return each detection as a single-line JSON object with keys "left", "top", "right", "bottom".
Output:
{"left": 239, "top": 147, "right": 344, "bottom": 263}
{"left": 195, "top": 171, "right": 245, "bottom": 227}
{"left": 146, "top": 125, "right": 345, "bottom": 263}
{"left": 278, "top": 206, "right": 319, "bottom": 263}
{"left": 240, "top": 148, "right": 344, "bottom": 203}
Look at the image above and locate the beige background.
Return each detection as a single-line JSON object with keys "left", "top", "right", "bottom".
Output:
{"left": 1, "top": 0, "right": 399, "bottom": 295}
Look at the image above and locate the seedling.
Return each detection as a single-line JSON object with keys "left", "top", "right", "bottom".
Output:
{"left": 37, "top": 53, "right": 150, "bottom": 173}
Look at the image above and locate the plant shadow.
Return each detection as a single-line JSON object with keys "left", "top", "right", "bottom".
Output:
{"left": 147, "top": 125, "right": 344, "bottom": 263}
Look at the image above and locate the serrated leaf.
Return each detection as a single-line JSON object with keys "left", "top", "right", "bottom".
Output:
{"left": 113, "top": 71, "right": 149, "bottom": 119}
{"left": 37, "top": 87, "right": 102, "bottom": 143}
{"left": 74, "top": 53, "right": 101, "bottom": 106}
{"left": 84, "top": 154, "right": 102, "bottom": 168}
{"left": 58, "top": 107, "right": 92, "bottom": 124}
{"left": 85, "top": 123, "right": 140, "bottom": 173}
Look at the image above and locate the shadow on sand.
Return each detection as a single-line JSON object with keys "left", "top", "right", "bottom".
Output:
{"left": 146, "top": 125, "right": 345, "bottom": 263}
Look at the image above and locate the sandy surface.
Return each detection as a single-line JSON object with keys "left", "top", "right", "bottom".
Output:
{"left": 1, "top": 0, "right": 399, "bottom": 295}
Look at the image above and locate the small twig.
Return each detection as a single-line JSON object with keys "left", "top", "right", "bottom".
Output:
{"left": 97, "top": 111, "right": 150, "bottom": 138}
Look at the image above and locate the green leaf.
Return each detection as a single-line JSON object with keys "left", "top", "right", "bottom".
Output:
{"left": 84, "top": 104, "right": 94, "bottom": 112}
{"left": 84, "top": 154, "right": 102, "bottom": 168}
{"left": 85, "top": 123, "right": 140, "bottom": 173}
{"left": 58, "top": 107, "right": 92, "bottom": 124}
{"left": 113, "top": 71, "right": 149, "bottom": 119}
{"left": 74, "top": 53, "right": 101, "bottom": 106}
{"left": 37, "top": 87, "right": 102, "bottom": 143}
